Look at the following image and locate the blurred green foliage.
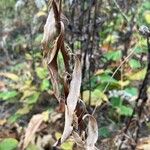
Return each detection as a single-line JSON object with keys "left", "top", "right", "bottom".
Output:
{"left": 0, "top": 0, "right": 150, "bottom": 142}
{"left": 0, "top": 138, "right": 18, "bottom": 150}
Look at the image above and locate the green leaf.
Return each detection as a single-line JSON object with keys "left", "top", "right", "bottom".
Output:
{"left": 110, "top": 97, "right": 122, "bottom": 107}
{"left": 0, "top": 138, "right": 18, "bottom": 150}
{"left": 25, "top": 53, "right": 32, "bottom": 60}
{"left": 16, "top": 105, "right": 32, "bottom": 115}
{"left": 34, "top": 34, "right": 43, "bottom": 43}
{"left": 134, "top": 47, "right": 145, "bottom": 54}
{"left": 124, "top": 87, "right": 138, "bottom": 96}
{"left": 34, "top": 52, "right": 42, "bottom": 59}
{"left": 104, "top": 34, "right": 118, "bottom": 44}
{"left": 26, "top": 144, "right": 39, "bottom": 150}
{"left": 118, "top": 80, "right": 130, "bottom": 87}
{"left": 61, "top": 140, "right": 74, "bottom": 150}
{"left": 74, "top": 41, "right": 81, "bottom": 49}
{"left": 26, "top": 92, "right": 40, "bottom": 104}
{"left": 100, "top": 74, "right": 118, "bottom": 84}
{"left": 0, "top": 91, "right": 18, "bottom": 101}
{"left": 36, "top": 10, "right": 47, "bottom": 17}
{"left": 0, "top": 72, "right": 19, "bottom": 81}
{"left": 144, "top": 11, "right": 150, "bottom": 24}
{"left": 128, "top": 68, "right": 146, "bottom": 81}
{"left": 95, "top": 73, "right": 120, "bottom": 90}
{"left": 82, "top": 89, "right": 108, "bottom": 105}
{"left": 10, "top": 62, "right": 26, "bottom": 72}
{"left": 40, "top": 79, "right": 50, "bottom": 91}
{"left": 99, "top": 127, "right": 111, "bottom": 138}
{"left": 8, "top": 114, "right": 22, "bottom": 123}
{"left": 117, "top": 105, "right": 133, "bottom": 116}
{"left": 35, "top": 67, "right": 48, "bottom": 79}
{"left": 129, "top": 59, "right": 141, "bottom": 69}
{"left": 142, "top": 1, "right": 150, "bottom": 9}
{"left": 104, "top": 50, "right": 122, "bottom": 61}
{"left": 111, "top": 97, "right": 133, "bottom": 116}
{"left": 55, "top": 132, "right": 74, "bottom": 149}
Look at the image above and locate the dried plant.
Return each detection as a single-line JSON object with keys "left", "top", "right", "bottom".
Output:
{"left": 20, "top": 0, "right": 99, "bottom": 149}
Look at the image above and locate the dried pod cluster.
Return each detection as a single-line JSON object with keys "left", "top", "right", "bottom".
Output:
{"left": 21, "top": 0, "right": 99, "bottom": 149}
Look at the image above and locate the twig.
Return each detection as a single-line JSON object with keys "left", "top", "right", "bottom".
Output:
{"left": 118, "top": 27, "right": 150, "bottom": 149}
{"left": 113, "top": 0, "right": 129, "bottom": 23}
{"left": 92, "top": 48, "right": 135, "bottom": 115}
{"left": 112, "top": 0, "right": 129, "bottom": 23}
{"left": 135, "top": 37, "right": 150, "bottom": 142}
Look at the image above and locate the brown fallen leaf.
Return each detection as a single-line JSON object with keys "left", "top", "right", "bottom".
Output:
{"left": 0, "top": 72, "right": 19, "bottom": 81}
{"left": 21, "top": 114, "right": 44, "bottom": 149}
{"left": 136, "top": 137, "right": 150, "bottom": 150}
{"left": 0, "top": 81, "right": 6, "bottom": 91}
{"left": 0, "top": 119, "right": 7, "bottom": 126}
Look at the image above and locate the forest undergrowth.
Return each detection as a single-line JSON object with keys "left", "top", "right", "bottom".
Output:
{"left": 0, "top": 0, "right": 150, "bottom": 150}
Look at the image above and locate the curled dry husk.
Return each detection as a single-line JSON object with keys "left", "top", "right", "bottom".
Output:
{"left": 41, "top": 0, "right": 99, "bottom": 149}
{"left": 72, "top": 114, "right": 99, "bottom": 150}
{"left": 41, "top": 0, "right": 70, "bottom": 104}
{"left": 54, "top": 56, "right": 82, "bottom": 146}
{"left": 53, "top": 57, "right": 98, "bottom": 149}
{"left": 20, "top": 0, "right": 99, "bottom": 149}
